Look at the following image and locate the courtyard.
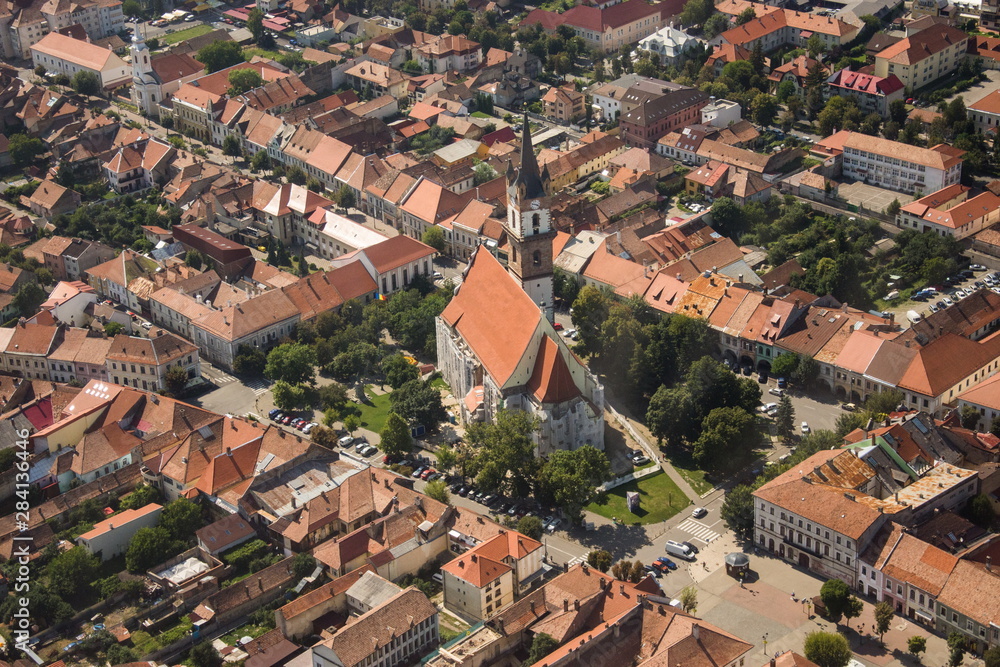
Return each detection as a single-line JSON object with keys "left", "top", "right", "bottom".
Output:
{"left": 585, "top": 471, "right": 688, "bottom": 525}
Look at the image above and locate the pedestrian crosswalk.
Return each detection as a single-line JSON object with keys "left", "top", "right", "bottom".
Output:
{"left": 245, "top": 379, "right": 270, "bottom": 396}
{"left": 677, "top": 519, "right": 721, "bottom": 544}
{"left": 566, "top": 554, "right": 587, "bottom": 567}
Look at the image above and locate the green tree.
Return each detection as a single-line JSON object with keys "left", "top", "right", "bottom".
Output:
{"left": 250, "top": 149, "right": 271, "bottom": 172}
{"left": 233, "top": 344, "right": 266, "bottom": 377}
{"left": 160, "top": 498, "right": 203, "bottom": 541}
{"left": 467, "top": 409, "right": 538, "bottom": 498}
{"left": 775, "top": 394, "right": 794, "bottom": 439}
{"left": 435, "top": 443, "right": 457, "bottom": 473}
{"left": 806, "top": 34, "right": 825, "bottom": 57}
{"left": 104, "top": 321, "right": 124, "bottom": 337}
{"left": 776, "top": 79, "right": 797, "bottom": 103}
{"left": 771, "top": 353, "right": 799, "bottom": 378}
{"left": 709, "top": 197, "right": 744, "bottom": 238}
{"left": 908, "top": 635, "right": 927, "bottom": 661}
{"left": 991, "top": 416, "right": 1000, "bottom": 438}
{"left": 965, "top": 493, "right": 995, "bottom": 527}
{"left": 195, "top": 40, "right": 244, "bottom": 73}
{"left": 126, "top": 526, "right": 175, "bottom": 572}
{"left": 983, "top": 646, "right": 1000, "bottom": 667}
{"left": 389, "top": 379, "right": 447, "bottom": 429}
{"left": 679, "top": 585, "right": 698, "bottom": 613}
{"left": 517, "top": 515, "right": 543, "bottom": 540}
{"left": 693, "top": 407, "right": 760, "bottom": 471}
{"left": 844, "top": 596, "right": 864, "bottom": 629}
{"left": 334, "top": 183, "right": 356, "bottom": 210}
{"left": 570, "top": 284, "right": 612, "bottom": 354}
{"left": 223, "top": 134, "right": 242, "bottom": 156}
{"left": 523, "top": 633, "right": 558, "bottom": 666}
{"left": 736, "top": 6, "right": 757, "bottom": 24}
{"left": 184, "top": 249, "right": 204, "bottom": 270}
{"left": 107, "top": 645, "right": 139, "bottom": 664}
{"left": 820, "top": 579, "right": 851, "bottom": 623}
{"left": 948, "top": 632, "right": 966, "bottom": 667}
{"left": 343, "top": 414, "right": 361, "bottom": 435}
{"left": 165, "top": 365, "right": 189, "bottom": 396}
{"left": 380, "top": 412, "right": 412, "bottom": 458}
{"left": 873, "top": 600, "right": 893, "bottom": 642}
{"left": 804, "top": 631, "right": 852, "bottom": 667}
{"left": 13, "top": 282, "right": 45, "bottom": 317}
{"left": 473, "top": 161, "right": 498, "bottom": 186}
{"left": 271, "top": 380, "right": 311, "bottom": 411}
{"left": 587, "top": 549, "right": 612, "bottom": 572}
{"left": 8, "top": 134, "right": 43, "bottom": 166}
{"left": 536, "top": 445, "right": 611, "bottom": 523}
{"left": 286, "top": 165, "right": 307, "bottom": 186}
{"left": 960, "top": 404, "right": 981, "bottom": 429}
{"left": 246, "top": 7, "right": 265, "bottom": 44}
{"left": 704, "top": 12, "right": 730, "bottom": 37}
{"left": 228, "top": 68, "right": 263, "bottom": 96}
{"left": 318, "top": 383, "right": 348, "bottom": 414}
{"left": 71, "top": 70, "right": 100, "bottom": 96}
{"left": 265, "top": 343, "right": 317, "bottom": 385}
{"left": 751, "top": 93, "right": 779, "bottom": 127}
{"left": 792, "top": 355, "right": 819, "bottom": 386}
{"left": 292, "top": 552, "right": 315, "bottom": 579}
{"left": 190, "top": 640, "right": 224, "bottom": 667}
{"left": 422, "top": 225, "right": 446, "bottom": 253}
{"left": 721, "top": 484, "right": 755, "bottom": 540}
{"left": 45, "top": 546, "right": 99, "bottom": 598}
{"left": 425, "top": 478, "right": 450, "bottom": 504}
{"left": 119, "top": 483, "right": 160, "bottom": 510}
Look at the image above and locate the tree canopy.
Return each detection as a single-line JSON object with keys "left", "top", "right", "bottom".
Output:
{"left": 467, "top": 410, "right": 539, "bottom": 498}
{"left": 196, "top": 40, "right": 244, "bottom": 73}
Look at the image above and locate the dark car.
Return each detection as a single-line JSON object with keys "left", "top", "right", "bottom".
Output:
{"left": 411, "top": 467, "right": 427, "bottom": 478}
{"left": 777, "top": 377, "right": 787, "bottom": 389}
{"left": 449, "top": 482, "right": 463, "bottom": 493}
{"left": 758, "top": 372, "right": 768, "bottom": 384}
{"left": 681, "top": 541, "right": 700, "bottom": 555}
{"left": 268, "top": 408, "right": 281, "bottom": 419}
{"left": 655, "top": 557, "right": 678, "bottom": 570}
{"left": 741, "top": 364, "right": 753, "bottom": 376}
{"left": 458, "top": 486, "right": 470, "bottom": 497}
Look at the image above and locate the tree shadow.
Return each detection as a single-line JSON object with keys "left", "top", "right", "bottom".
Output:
{"left": 569, "top": 523, "right": 652, "bottom": 561}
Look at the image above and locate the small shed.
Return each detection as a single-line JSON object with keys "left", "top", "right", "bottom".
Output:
{"left": 724, "top": 552, "right": 750, "bottom": 579}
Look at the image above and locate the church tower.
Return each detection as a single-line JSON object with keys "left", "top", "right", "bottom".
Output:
{"left": 130, "top": 28, "right": 158, "bottom": 117}
{"left": 505, "top": 115, "right": 555, "bottom": 323}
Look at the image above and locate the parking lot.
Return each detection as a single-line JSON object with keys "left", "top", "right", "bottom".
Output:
{"left": 884, "top": 265, "right": 1000, "bottom": 323}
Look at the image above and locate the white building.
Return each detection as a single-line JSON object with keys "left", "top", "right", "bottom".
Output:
{"left": 77, "top": 503, "right": 163, "bottom": 561}
{"left": 31, "top": 32, "right": 130, "bottom": 89}
{"left": 638, "top": 23, "right": 697, "bottom": 65}
{"left": 313, "top": 208, "right": 389, "bottom": 260}
{"left": 814, "top": 130, "right": 964, "bottom": 195}
{"left": 701, "top": 99, "right": 742, "bottom": 127}
{"left": 130, "top": 32, "right": 203, "bottom": 118}
{"left": 0, "top": 0, "right": 124, "bottom": 59}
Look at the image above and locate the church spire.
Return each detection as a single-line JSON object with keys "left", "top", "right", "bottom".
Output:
{"left": 514, "top": 112, "right": 545, "bottom": 199}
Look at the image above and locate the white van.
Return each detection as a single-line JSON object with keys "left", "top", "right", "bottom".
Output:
{"left": 906, "top": 310, "right": 922, "bottom": 324}
{"left": 338, "top": 435, "right": 354, "bottom": 447}
{"left": 665, "top": 540, "right": 695, "bottom": 561}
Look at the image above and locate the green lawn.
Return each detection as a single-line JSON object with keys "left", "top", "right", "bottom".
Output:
{"left": 356, "top": 386, "right": 392, "bottom": 432}
{"left": 667, "top": 452, "right": 714, "bottom": 496}
{"left": 162, "top": 24, "right": 213, "bottom": 44}
{"left": 429, "top": 376, "right": 450, "bottom": 392}
{"left": 586, "top": 471, "right": 687, "bottom": 525}
{"left": 470, "top": 111, "right": 491, "bottom": 119}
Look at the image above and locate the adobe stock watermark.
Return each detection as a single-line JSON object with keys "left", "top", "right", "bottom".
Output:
{"left": 10, "top": 428, "right": 33, "bottom": 653}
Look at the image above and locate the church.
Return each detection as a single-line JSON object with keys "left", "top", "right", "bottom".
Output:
{"left": 130, "top": 31, "right": 203, "bottom": 119}
{"left": 435, "top": 122, "right": 605, "bottom": 455}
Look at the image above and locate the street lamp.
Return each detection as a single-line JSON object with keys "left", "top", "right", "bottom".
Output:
{"left": 762, "top": 634, "right": 768, "bottom": 655}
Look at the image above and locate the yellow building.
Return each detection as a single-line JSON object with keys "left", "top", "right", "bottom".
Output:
{"left": 873, "top": 24, "right": 968, "bottom": 90}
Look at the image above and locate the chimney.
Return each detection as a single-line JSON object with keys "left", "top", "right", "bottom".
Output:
{"left": 471, "top": 554, "right": 477, "bottom": 563}
{"left": 770, "top": 658, "right": 777, "bottom": 667}
{"left": 581, "top": 561, "right": 588, "bottom": 573}
{"left": 987, "top": 556, "right": 992, "bottom": 572}
{"left": 619, "top": 584, "right": 625, "bottom": 594}
{"left": 292, "top": 497, "right": 297, "bottom": 508}
{"left": 692, "top": 623, "right": 700, "bottom": 640}
{"left": 574, "top": 599, "right": 580, "bottom": 610}
{"left": 226, "top": 447, "right": 232, "bottom": 456}
{"left": 563, "top": 598, "right": 569, "bottom": 612}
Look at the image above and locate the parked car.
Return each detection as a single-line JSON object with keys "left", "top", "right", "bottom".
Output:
{"left": 420, "top": 467, "right": 436, "bottom": 480}
{"left": 970, "top": 264, "right": 987, "bottom": 271}
{"left": 692, "top": 507, "right": 708, "bottom": 519}
{"left": 801, "top": 421, "right": 811, "bottom": 434}
{"left": 553, "top": 322, "right": 563, "bottom": 331}
{"left": 563, "top": 328, "right": 576, "bottom": 338}
{"left": 776, "top": 377, "right": 787, "bottom": 389}
{"left": 268, "top": 408, "right": 281, "bottom": 419}
{"left": 768, "top": 387, "right": 784, "bottom": 396}
{"left": 655, "top": 556, "right": 678, "bottom": 570}
{"left": 302, "top": 422, "right": 318, "bottom": 434}
{"left": 412, "top": 466, "right": 427, "bottom": 478}
{"left": 546, "top": 517, "right": 562, "bottom": 532}
{"left": 841, "top": 403, "right": 857, "bottom": 412}
{"left": 482, "top": 494, "right": 497, "bottom": 506}
{"left": 681, "top": 541, "right": 700, "bottom": 555}
{"left": 632, "top": 455, "right": 650, "bottom": 466}
{"left": 338, "top": 435, "right": 354, "bottom": 447}
{"left": 644, "top": 564, "right": 662, "bottom": 578}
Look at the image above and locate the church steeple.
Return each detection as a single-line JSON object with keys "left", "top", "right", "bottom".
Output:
{"left": 504, "top": 113, "right": 555, "bottom": 324}
{"left": 513, "top": 113, "right": 546, "bottom": 200}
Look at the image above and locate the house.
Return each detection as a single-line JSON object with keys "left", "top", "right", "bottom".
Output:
{"left": 437, "top": 247, "right": 604, "bottom": 455}
{"left": 968, "top": 90, "right": 1000, "bottom": 134}
{"left": 935, "top": 559, "right": 1000, "bottom": 652}
{"left": 714, "top": 10, "right": 860, "bottom": 52}
{"left": 897, "top": 185, "right": 1000, "bottom": 239}
{"left": 102, "top": 138, "right": 175, "bottom": 194}
{"left": 196, "top": 513, "right": 256, "bottom": 555}
{"left": 171, "top": 224, "right": 252, "bottom": 280}
{"left": 24, "top": 180, "right": 80, "bottom": 221}
{"left": 813, "top": 130, "right": 964, "bottom": 196}
{"left": 768, "top": 55, "right": 824, "bottom": 94}
{"left": 872, "top": 24, "right": 969, "bottom": 90}
{"left": 706, "top": 43, "right": 754, "bottom": 75}
{"left": 700, "top": 98, "right": 742, "bottom": 127}
{"left": 0, "top": 0, "right": 125, "bottom": 60}
{"left": 542, "top": 86, "right": 586, "bottom": 124}
{"left": 77, "top": 503, "right": 162, "bottom": 560}
{"left": 413, "top": 34, "right": 482, "bottom": 73}
{"left": 274, "top": 566, "right": 376, "bottom": 640}
{"left": 192, "top": 558, "right": 296, "bottom": 627}
{"left": 441, "top": 529, "right": 542, "bottom": 622}
{"left": 519, "top": 0, "right": 681, "bottom": 52}
{"left": 685, "top": 160, "right": 772, "bottom": 205}
{"left": 620, "top": 87, "right": 710, "bottom": 149}
{"left": 311, "top": 588, "right": 439, "bottom": 667}
{"left": 106, "top": 330, "right": 200, "bottom": 392}
{"left": 329, "top": 234, "right": 437, "bottom": 297}
{"left": 825, "top": 69, "right": 906, "bottom": 116}
{"left": 638, "top": 23, "right": 697, "bottom": 65}
{"left": 30, "top": 32, "right": 130, "bottom": 88}
{"left": 344, "top": 61, "right": 408, "bottom": 100}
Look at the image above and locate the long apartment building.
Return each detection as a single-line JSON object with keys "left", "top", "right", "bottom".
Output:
{"left": 0, "top": 0, "right": 124, "bottom": 59}
{"left": 813, "top": 130, "right": 964, "bottom": 195}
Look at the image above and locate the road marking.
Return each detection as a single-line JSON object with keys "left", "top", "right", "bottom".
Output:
{"left": 677, "top": 519, "right": 721, "bottom": 544}
{"left": 245, "top": 379, "right": 270, "bottom": 396}
{"left": 566, "top": 554, "right": 586, "bottom": 567}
